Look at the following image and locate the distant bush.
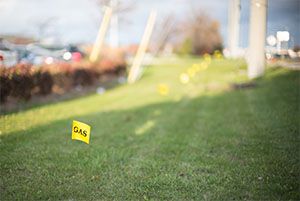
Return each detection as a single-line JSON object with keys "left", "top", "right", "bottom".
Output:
{"left": 0, "top": 59, "right": 126, "bottom": 103}
{"left": 174, "top": 12, "right": 223, "bottom": 55}
{"left": 177, "top": 38, "right": 193, "bottom": 56}
{"left": 8, "top": 64, "right": 35, "bottom": 101}
{"left": 49, "top": 64, "right": 75, "bottom": 93}
{"left": 98, "top": 59, "right": 126, "bottom": 75}
{"left": 0, "top": 69, "right": 11, "bottom": 103}
{"left": 34, "top": 71, "right": 53, "bottom": 95}
{"left": 73, "top": 68, "right": 98, "bottom": 86}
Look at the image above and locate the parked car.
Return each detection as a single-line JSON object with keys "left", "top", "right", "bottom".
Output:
{"left": 25, "top": 43, "right": 66, "bottom": 65}
{"left": 0, "top": 38, "right": 18, "bottom": 67}
{"left": 0, "top": 50, "right": 18, "bottom": 67}
{"left": 63, "top": 45, "right": 85, "bottom": 62}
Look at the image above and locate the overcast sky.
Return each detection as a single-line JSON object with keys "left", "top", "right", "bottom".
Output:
{"left": 0, "top": 0, "right": 299, "bottom": 47}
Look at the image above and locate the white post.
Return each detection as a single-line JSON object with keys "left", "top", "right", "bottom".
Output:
{"left": 90, "top": 7, "right": 112, "bottom": 63}
{"left": 276, "top": 40, "right": 281, "bottom": 53}
{"left": 128, "top": 10, "right": 157, "bottom": 84}
{"left": 228, "top": 0, "right": 240, "bottom": 58}
{"left": 247, "top": 0, "right": 267, "bottom": 79}
{"left": 109, "top": 0, "right": 119, "bottom": 48}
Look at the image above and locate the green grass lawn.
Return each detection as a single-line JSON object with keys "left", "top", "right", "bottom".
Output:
{"left": 1, "top": 57, "right": 299, "bottom": 200}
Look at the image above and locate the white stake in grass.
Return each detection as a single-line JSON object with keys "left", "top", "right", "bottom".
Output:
{"left": 90, "top": 7, "right": 112, "bottom": 63}
{"left": 128, "top": 10, "right": 157, "bottom": 84}
{"left": 228, "top": 0, "right": 241, "bottom": 58}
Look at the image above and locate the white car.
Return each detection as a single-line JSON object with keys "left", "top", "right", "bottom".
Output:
{"left": 0, "top": 50, "right": 18, "bottom": 67}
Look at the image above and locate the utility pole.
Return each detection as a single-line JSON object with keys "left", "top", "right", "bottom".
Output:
{"left": 247, "top": 0, "right": 267, "bottom": 79}
{"left": 128, "top": 10, "right": 157, "bottom": 84}
{"left": 109, "top": 0, "right": 119, "bottom": 48}
{"left": 90, "top": 6, "right": 112, "bottom": 63}
{"left": 228, "top": 0, "right": 241, "bottom": 58}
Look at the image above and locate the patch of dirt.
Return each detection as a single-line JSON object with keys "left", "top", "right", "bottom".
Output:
{"left": 231, "top": 82, "right": 257, "bottom": 90}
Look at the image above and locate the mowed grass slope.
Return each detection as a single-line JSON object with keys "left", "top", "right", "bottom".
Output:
{"left": 0, "top": 58, "right": 299, "bottom": 200}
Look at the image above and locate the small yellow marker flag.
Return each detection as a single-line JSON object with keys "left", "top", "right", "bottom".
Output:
{"left": 72, "top": 120, "right": 91, "bottom": 144}
{"left": 157, "top": 84, "right": 169, "bottom": 96}
{"left": 180, "top": 73, "right": 189, "bottom": 84}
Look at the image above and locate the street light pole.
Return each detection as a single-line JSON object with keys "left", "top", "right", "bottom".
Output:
{"left": 90, "top": 6, "right": 112, "bottom": 63}
{"left": 228, "top": 0, "right": 241, "bottom": 58}
{"left": 110, "top": 0, "right": 119, "bottom": 48}
{"left": 128, "top": 10, "right": 157, "bottom": 84}
{"left": 247, "top": 0, "right": 268, "bottom": 79}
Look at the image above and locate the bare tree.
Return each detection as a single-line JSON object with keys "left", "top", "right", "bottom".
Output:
{"left": 178, "top": 10, "right": 223, "bottom": 55}
{"left": 152, "top": 14, "right": 178, "bottom": 55}
{"left": 93, "top": 0, "right": 135, "bottom": 47}
{"left": 95, "top": 0, "right": 134, "bottom": 13}
{"left": 35, "top": 17, "right": 59, "bottom": 40}
{"left": 93, "top": 0, "right": 135, "bottom": 25}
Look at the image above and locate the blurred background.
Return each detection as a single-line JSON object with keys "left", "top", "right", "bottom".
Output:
{"left": 1, "top": 1, "right": 300, "bottom": 199}
{"left": 0, "top": 0, "right": 299, "bottom": 46}
{"left": 0, "top": 0, "right": 299, "bottom": 108}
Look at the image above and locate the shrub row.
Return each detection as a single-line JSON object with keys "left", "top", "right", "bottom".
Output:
{"left": 0, "top": 61, "right": 126, "bottom": 103}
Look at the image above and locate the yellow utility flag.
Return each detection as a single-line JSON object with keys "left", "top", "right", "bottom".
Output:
{"left": 72, "top": 120, "right": 91, "bottom": 144}
{"left": 203, "top": 53, "right": 211, "bottom": 64}
{"left": 157, "top": 84, "right": 169, "bottom": 96}
{"left": 180, "top": 73, "right": 190, "bottom": 84}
